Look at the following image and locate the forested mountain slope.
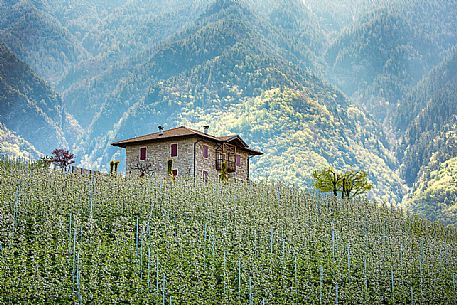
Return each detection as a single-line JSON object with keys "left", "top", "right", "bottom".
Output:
{"left": 0, "top": 123, "right": 40, "bottom": 159}
{"left": 392, "top": 49, "right": 457, "bottom": 225}
{"left": 326, "top": 11, "right": 433, "bottom": 121}
{"left": 405, "top": 157, "right": 457, "bottom": 226}
{"left": 298, "top": 0, "right": 387, "bottom": 37}
{"left": 0, "top": 43, "right": 68, "bottom": 154}
{"left": 246, "top": 0, "right": 325, "bottom": 65}
{"left": 326, "top": 0, "right": 457, "bottom": 122}
{"left": 56, "top": 0, "right": 206, "bottom": 93}
{"left": 180, "top": 88, "right": 403, "bottom": 202}
{"left": 394, "top": 48, "right": 457, "bottom": 185}
{"left": 61, "top": 0, "right": 323, "bottom": 127}
{"left": 65, "top": 0, "right": 329, "bottom": 162}
{"left": 0, "top": 0, "right": 455, "bottom": 223}
{"left": 0, "top": 0, "right": 86, "bottom": 82}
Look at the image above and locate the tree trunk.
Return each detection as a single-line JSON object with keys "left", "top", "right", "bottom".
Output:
{"left": 341, "top": 178, "right": 346, "bottom": 199}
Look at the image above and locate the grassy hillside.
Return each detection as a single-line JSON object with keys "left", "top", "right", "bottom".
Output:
{"left": 0, "top": 160, "right": 455, "bottom": 304}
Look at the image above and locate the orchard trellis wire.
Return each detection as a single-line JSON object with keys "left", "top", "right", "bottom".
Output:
{"left": 0, "top": 159, "right": 456, "bottom": 304}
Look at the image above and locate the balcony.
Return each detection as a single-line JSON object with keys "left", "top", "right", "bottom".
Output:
{"left": 216, "top": 157, "right": 236, "bottom": 173}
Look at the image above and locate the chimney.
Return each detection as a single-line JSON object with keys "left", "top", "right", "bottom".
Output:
{"left": 158, "top": 125, "right": 164, "bottom": 135}
{"left": 203, "top": 125, "right": 209, "bottom": 134}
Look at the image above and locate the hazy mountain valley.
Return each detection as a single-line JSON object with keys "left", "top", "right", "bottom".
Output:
{"left": 0, "top": 0, "right": 456, "bottom": 224}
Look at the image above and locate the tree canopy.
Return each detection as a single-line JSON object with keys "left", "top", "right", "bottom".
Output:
{"left": 51, "top": 148, "right": 75, "bottom": 170}
{"left": 312, "top": 167, "right": 372, "bottom": 199}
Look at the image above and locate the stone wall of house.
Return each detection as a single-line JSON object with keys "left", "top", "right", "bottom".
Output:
{"left": 232, "top": 150, "right": 250, "bottom": 181}
{"left": 194, "top": 140, "right": 220, "bottom": 181}
{"left": 125, "top": 137, "right": 251, "bottom": 181}
{"left": 126, "top": 138, "right": 196, "bottom": 178}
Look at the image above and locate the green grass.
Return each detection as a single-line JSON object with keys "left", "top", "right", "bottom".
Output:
{"left": 0, "top": 160, "right": 456, "bottom": 304}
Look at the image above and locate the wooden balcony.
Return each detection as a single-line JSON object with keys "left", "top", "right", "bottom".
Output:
{"left": 216, "top": 157, "right": 236, "bottom": 173}
{"left": 215, "top": 143, "right": 237, "bottom": 173}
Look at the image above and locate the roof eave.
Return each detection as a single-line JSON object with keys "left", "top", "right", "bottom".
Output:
{"left": 111, "top": 142, "right": 126, "bottom": 148}
{"left": 245, "top": 148, "right": 263, "bottom": 156}
{"left": 249, "top": 151, "right": 263, "bottom": 156}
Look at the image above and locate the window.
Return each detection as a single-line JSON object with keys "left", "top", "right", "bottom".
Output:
{"left": 139, "top": 147, "right": 147, "bottom": 161}
{"left": 172, "top": 169, "right": 178, "bottom": 177}
{"left": 170, "top": 143, "right": 178, "bottom": 157}
{"left": 203, "top": 145, "right": 209, "bottom": 159}
{"left": 202, "top": 170, "right": 208, "bottom": 183}
{"left": 236, "top": 154, "right": 241, "bottom": 166}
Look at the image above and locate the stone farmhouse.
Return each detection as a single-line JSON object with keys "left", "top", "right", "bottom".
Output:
{"left": 111, "top": 126, "right": 262, "bottom": 181}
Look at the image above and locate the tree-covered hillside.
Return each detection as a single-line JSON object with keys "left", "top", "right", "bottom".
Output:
{"left": 54, "top": 0, "right": 403, "bottom": 203}
{"left": 0, "top": 0, "right": 456, "bottom": 224}
{"left": 325, "top": 0, "right": 457, "bottom": 122}
{"left": 404, "top": 157, "right": 457, "bottom": 226}
{"left": 0, "top": 123, "right": 40, "bottom": 159}
{"left": 56, "top": 0, "right": 206, "bottom": 93}
{"left": 63, "top": 0, "right": 337, "bottom": 165}
{"left": 391, "top": 49, "right": 457, "bottom": 225}
{"left": 0, "top": 43, "right": 68, "bottom": 153}
{"left": 326, "top": 11, "right": 432, "bottom": 122}
{"left": 180, "top": 88, "right": 403, "bottom": 202}
{"left": 0, "top": 0, "right": 86, "bottom": 82}
{"left": 394, "top": 48, "right": 457, "bottom": 186}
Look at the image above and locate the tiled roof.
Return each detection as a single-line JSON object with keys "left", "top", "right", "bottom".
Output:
{"left": 111, "top": 126, "right": 263, "bottom": 155}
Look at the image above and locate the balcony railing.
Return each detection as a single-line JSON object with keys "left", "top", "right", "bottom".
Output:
{"left": 216, "top": 157, "right": 236, "bottom": 173}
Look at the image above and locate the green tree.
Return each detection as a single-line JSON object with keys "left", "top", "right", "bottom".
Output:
{"left": 312, "top": 168, "right": 372, "bottom": 199}
{"left": 168, "top": 160, "right": 175, "bottom": 182}
{"left": 312, "top": 167, "right": 341, "bottom": 196}
{"left": 110, "top": 160, "right": 115, "bottom": 176}
{"left": 219, "top": 160, "right": 229, "bottom": 183}
{"left": 341, "top": 170, "right": 373, "bottom": 199}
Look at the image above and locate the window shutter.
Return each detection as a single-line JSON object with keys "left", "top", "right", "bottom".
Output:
{"left": 140, "top": 147, "right": 147, "bottom": 161}
{"left": 236, "top": 154, "right": 241, "bottom": 166}
{"left": 171, "top": 144, "right": 178, "bottom": 157}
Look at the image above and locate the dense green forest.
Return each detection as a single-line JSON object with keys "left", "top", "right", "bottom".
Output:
{"left": 0, "top": 0, "right": 86, "bottom": 82}
{"left": 0, "top": 161, "right": 456, "bottom": 303}
{"left": 0, "top": 0, "right": 455, "bottom": 224}
{"left": 393, "top": 49, "right": 457, "bottom": 224}
{"left": 0, "top": 43, "right": 68, "bottom": 153}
